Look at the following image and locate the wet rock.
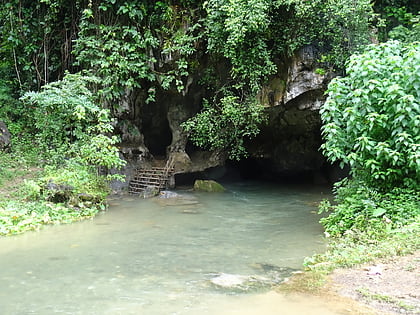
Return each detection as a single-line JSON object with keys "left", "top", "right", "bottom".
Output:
{"left": 247, "top": 45, "right": 335, "bottom": 178}
{"left": 209, "top": 273, "right": 273, "bottom": 292}
{"left": 209, "top": 264, "right": 297, "bottom": 293}
{"left": 193, "top": 180, "right": 225, "bottom": 192}
{"left": 159, "top": 190, "right": 179, "bottom": 198}
{"left": 0, "top": 121, "right": 11, "bottom": 151}
{"left": 170, "top": 151, "right": 193, "bottom": 173}
{"left": 44, "top": 180, "right": 74, "bottom": 203}
{"left": 251, "top": 263, "right": 298, "bottom": 282}
{"left": 140, "top": 186, "right": 160, "bottom": 198}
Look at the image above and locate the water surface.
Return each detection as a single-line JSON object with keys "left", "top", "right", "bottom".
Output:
{"left": 0, "top": 181, "right": 332, "bottom": 314}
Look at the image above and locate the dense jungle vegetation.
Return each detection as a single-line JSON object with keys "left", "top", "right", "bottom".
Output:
{"left": 0, "top": 0, "right": 419, "bottom": 270}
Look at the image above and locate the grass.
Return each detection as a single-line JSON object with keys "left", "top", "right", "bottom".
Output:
{"left": 0, "top": 150, "right": 108, "bottom": 236}
{"left": 356, "top": 288, "right": 416, "bottom": 311}
{"left": 277, "top": 219, "right": 420, "bottom": 294}
{"left": 305, "top": 220, "right": 420, "bottom": 271}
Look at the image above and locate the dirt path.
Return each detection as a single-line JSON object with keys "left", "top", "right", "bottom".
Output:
{"left": 331, "top": 251, "right": 420, "bottom": 314}
{"left": 277, "top": 251, "right": 419, "bottom": 314}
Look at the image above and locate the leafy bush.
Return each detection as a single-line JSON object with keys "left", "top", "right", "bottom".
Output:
{"left": 40, "top": 161, "right": 108, "bottom": 201}
{"left": 20, "top": 73, "right": 125, "bottom": 172}
{"left": 321, "top": 40, "right": 420, "bottom": 190}
{"left": 0, "top": 152, "right": 109, "bottom": 236}
{"left": 0, "top": 199, "right": 100, "bottom": 236}
{"left": 388, "top": 14, "right": 420, "bottom": 43}
{"left": 319, "top": 179, "right": 420, "bottom": 237}
{"left": 182, "top": 95, "right": 267, "bottom": 160}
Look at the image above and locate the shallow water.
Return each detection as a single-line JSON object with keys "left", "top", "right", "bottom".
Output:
{"left": 0, "top": 181, "right": 335, "bottom": 314}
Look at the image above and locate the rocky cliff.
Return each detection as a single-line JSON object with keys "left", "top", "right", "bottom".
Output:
{"left": 113, "top": 45, "right": 337, "bottom": 188}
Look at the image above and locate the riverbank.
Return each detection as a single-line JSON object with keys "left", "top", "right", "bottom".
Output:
{"left": 279, "top": 242, "right": 419, "bottom": 314}
{"left": 0, "top": 153, "right": 108, "bottom": 236}
{"left": 331, "top": 250, "right": 419, "bottom": 314}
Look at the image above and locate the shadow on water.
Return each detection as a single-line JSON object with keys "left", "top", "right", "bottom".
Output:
{"left": 0, "top": 180, "right": 347, "bottom": 314}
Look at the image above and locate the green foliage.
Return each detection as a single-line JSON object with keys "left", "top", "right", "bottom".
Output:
{"left": 0, "top": 0, "right": 82, "bottom": 90}
{"left": 38, "top": 160, "right": 108, "bottom": 202}
{"left": 22, "top": 73, "right": 99, "bottom": 146}
{"left": 205, "top": 0, "right": 275, "bottom": 92}
{"left": 319, "top": 179, "right": 420, "bottom": 237}
{"left": 0, "top": 84, "right": 24, "bottom": 135}
{"left": 74, "top": 1, "right": 203, "bottom": 104}
{"left": 321, "top": 40, "right": 420, "bottom": 189}
{"left": 304, "top": 220, "right": 419, "bottom": 272}
{"left": 205, "top": 0, "right": 373, "bottom": 91}
{"left": 20, "top": 73, "right": 125, "bottom": 172}
{"left": 0, "top": 200, "right": 100, "bottom": 236}
{"left": 182, "top": 95, "right": 267, "bottom": 160}
{"left": 388, "top": 14, "right": 420, "bottom": 43}
{"left": 373, "top": 0, "right": 420, "bottom": 41}
{"left": 269, "top": 0, "right": 373, "bottom": 69}
{"left": 0, "top": 150, "right": 110, "bottom": 236}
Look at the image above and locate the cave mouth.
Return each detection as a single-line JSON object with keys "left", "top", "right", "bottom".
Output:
{"left": 225, "top": 158, "right": 318, "bottom": 184}
{"left": 174, "top": 157, "right": 333, "bottom": 187}
{"left": 141, "top": 103, "right": 173, "bottom": 158}
{"left": 143, "top": 125, "right": 172, "bottom": 157}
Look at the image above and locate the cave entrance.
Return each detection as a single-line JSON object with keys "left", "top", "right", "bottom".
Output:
{"left": 141, "top": 103, "right": 172, "bottom": 158}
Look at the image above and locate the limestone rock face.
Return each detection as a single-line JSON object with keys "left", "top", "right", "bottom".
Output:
{"left": 113, "top": 44, "right": 334, "bottom": 189}
{"left": 0, "top": 121, "right": 11, "bottom": 151}
{"left": 283, "top": 45, "right": 327, "bottom": 107}
{"left": 249, "top": 45, "right": 333, "bottom": 176}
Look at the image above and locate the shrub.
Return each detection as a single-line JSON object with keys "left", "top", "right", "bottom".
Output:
{"left": 20, "top": 73, "right": 125, "bottom": 173}
{"left": 321, "top": 40, "right": 420, "bottom": 190}
{"left": 182, "top": 95, "right": 267, "bottom": 160}
{"left": 319, "top": 179, "right": 420, "bottom": 237}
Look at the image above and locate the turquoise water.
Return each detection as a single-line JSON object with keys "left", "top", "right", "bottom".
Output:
{"left": 0, "top": 181, "right": 330, "bottom": 314}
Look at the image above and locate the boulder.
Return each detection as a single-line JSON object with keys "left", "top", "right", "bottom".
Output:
{"left": 193, "top": 180, "right": 225, "bottom": 192}
{"left": 0, "top": 121, "right": 11, "bottom": 151}
{"left": 141, "top": 186, "right": 160, "bottom": 198}
{"left": 44, "top": 180, "right": 74, "bottom": 203}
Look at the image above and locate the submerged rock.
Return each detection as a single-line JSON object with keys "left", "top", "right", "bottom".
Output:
{"left": 209, "top": 273, "right": 273, "bottom": 292}
{"left": 193, "top": 180, "right": 225, "bottom": 192}
{"left": 159, "top": 190, "right": 179, "bottom": 198}
{"left": 154, "top": 191, "right": 200, "bottom": 207}
{"left": 140, "top": 186, "right": 160, "bottom": 198}
{"left": 209, "top": 264, "right": 298, "bottom": 293}
{"left": 250, "top": 263, "right": 298, "bottom": 282}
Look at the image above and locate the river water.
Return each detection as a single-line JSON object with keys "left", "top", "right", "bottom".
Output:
{"left": 0, "top": 181, "right": 338, "bottom": 314}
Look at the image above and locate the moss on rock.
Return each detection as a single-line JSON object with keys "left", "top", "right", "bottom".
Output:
{"left": 193, "top": 180, "right": 225, "bottom": 192}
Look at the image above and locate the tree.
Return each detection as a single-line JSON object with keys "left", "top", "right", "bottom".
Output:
{"left": 21, "top": 73, "right": 125, "bottom": 172}
{"left": 0, "top": 0, "right": 377, "bottom": 160}
{"left": 320, "top": 40, "right": 420, "bottom": 190}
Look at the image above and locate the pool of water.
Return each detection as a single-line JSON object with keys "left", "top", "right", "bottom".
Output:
{"left": 0, "top": 181, "right": 333, "bottom": 314}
